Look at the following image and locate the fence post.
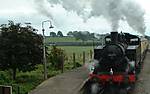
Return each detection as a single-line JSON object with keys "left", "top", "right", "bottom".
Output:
{"left": 90, "top": 50, "right": 93, "bottom": 59}
{"left": 83, "top": 51, "right": 85, "bottom": 64}
{"left": 17, "top": 85, "right": 20, "bottom": 94}
{"left": 73, "top": 53, "right": 76, "bottom": 68}
{"left": 61, "top": 56, "right": 64, "bottom": 73}
{"left": 0, "top": 85, "right": 12, "bottom": 94}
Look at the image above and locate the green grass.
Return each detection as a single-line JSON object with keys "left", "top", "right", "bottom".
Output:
{"left": 45, "top": 37, "right": 82, "bottom": 43}
{"left": 45, "top": 37, "right": 95, "bottom": 43}
{"left": 0, "top": 65, "right": 61, "bottom": 94}
{"left": 56, "top": 46, "right": 93, "bottom": 55}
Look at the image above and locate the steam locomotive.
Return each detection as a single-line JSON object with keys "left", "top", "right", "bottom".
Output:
{"left": 81, "top": 32, "right": 149, "bottom": 94}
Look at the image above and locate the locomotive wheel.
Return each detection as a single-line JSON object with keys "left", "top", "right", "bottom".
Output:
{"left": 104, "top": 86, "right": 116, "bottom": 94}
{"left": 81, "top": 81, "right": 104, "bottom": 94}
{"left": 91, "top": 82, "right": 104, "bottom": 94}
{"left": 91, "top": 83, "right": 100, "bottom": 94}
{"left": 119, "top": 89, "right": 128, "bottom": 94}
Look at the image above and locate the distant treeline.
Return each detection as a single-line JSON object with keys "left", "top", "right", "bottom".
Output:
{"left": 49, "top": 31, "right": 106, "bottom": 42}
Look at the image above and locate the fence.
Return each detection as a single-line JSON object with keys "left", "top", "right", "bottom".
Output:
{"left": 60, "top": 50, "right": 93, "bottom": 73}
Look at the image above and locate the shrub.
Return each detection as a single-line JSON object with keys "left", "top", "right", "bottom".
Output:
{"left": 48, "top": 45, "right": 66, "bottom": 70}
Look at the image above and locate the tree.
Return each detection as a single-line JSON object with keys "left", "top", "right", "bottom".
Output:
{"left": 50, "top": 32, "right": 57, "bottom": 37}
{"left": 90, "top": 33, "right": 95, "bottom": 39}
{"left": 73, "top": 31, "right": 89, "bottom": 42}
{"left": 67, "top": 31, "right": 97, "bottom": 41}
{"left": 67, "top": 31, "right": 73, "bottom": 37}
{"left": 57, "top": 31, "right": 63, "bottom": 37}
{"left": 0, "top": 21, "right": 43, "bottom": 80}
{"left": 79, "top": 31, "right": 91, "bottom": 41}
{"left": 72, "top": 31, "right": 80, "bottom": 40}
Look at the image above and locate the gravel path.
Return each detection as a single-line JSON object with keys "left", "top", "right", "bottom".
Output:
{"left": 133, "top": 50, "right": 150, "bottom": 94}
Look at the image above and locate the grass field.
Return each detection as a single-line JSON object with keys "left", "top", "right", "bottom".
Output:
{"left": 45, "top": 37, "right": 82, "bottom": 43}
{"left": 45, "top": 36, "right": 95, "bottom": 43}
{"left": 48, "top": 46, "right": 93, "bottom": 55}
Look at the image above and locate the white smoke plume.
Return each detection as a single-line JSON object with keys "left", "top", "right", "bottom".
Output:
{"left": 90, "top": 0, "right": 122, "bottom": 31}
{"left": 34, "top": 0, "right": 146, "bottom": 35}
{"left": 121, "top": 0, "right": 146, "bottom": 35}
{"left": 90, "top": 0, "right": 145, "bottom": 34}
{"left": 34, "top": 0, "right": 54, "bottom": 19}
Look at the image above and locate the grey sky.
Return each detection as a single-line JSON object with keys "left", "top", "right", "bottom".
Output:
{"left": 0, "top": 0, "right": 150, "bottom": 36}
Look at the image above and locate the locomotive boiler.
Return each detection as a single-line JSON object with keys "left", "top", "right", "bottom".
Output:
{"left": 81, "top": 32, "right": 149, "bottom": 94}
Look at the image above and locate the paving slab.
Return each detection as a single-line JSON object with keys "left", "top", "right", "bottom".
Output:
{"left": 29, "top": 67, "right": 89, "bottom": 94}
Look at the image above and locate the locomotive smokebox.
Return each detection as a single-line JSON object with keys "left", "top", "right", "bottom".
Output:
{"left": 111, "top": 31, "right": 118, "bottom": 43}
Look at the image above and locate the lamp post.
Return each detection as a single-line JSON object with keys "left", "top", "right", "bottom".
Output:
{"left": 42, "top": 20, "right": 54, "bottom": 80}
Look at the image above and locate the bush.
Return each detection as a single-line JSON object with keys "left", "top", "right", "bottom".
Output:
{"left": 0, "top": 71, "right": 12, "bottom": 84}
{"left": 48, "top": 45, "right": 66, "bottom": 70}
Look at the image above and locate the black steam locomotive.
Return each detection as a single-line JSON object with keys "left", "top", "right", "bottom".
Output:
{"left": 81, "top": 32, "right": 149, "bottom": 94}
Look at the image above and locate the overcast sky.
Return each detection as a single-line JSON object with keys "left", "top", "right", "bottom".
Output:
{"left": 0, "top": 0, "right": 150, "bottom": 36}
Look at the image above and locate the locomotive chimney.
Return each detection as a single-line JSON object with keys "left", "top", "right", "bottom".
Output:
{"left": 111, "top": 31, "right": 118, "bottom": 43}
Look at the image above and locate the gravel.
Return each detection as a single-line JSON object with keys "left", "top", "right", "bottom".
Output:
{"left": 133, "top": 50, "right": 150, "bottom": 94}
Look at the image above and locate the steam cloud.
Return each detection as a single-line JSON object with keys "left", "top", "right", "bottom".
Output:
{"left": 90, "top": 0, "right": 146, "bottom": 34}
{"left": 34, "top": 0, "right": 54, "bottom": 19}
{"left": 34, "top": 0, "right": 146, "bottom": 35}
